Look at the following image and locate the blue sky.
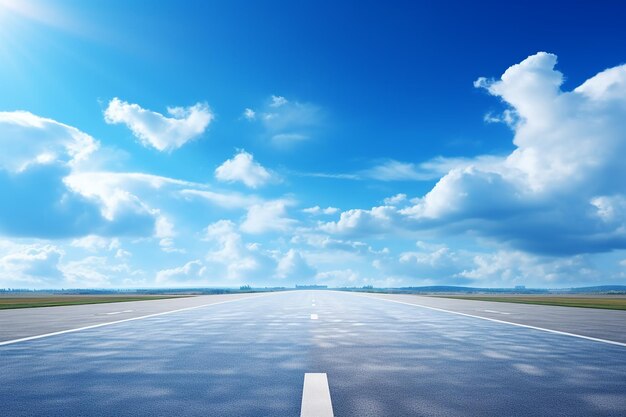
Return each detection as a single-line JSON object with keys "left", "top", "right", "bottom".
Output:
{"left": 1, "top": 0, "right": 626, "bottom": 289}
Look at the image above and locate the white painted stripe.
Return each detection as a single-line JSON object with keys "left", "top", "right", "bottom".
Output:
{"left": 352, "top": 294, "right": 626, "bottom": 348}
{"left": 483, "top": 309, "right": 510, "bottom": 315}
{"left": 104, "top": 310, "right": 134, "bottom": 315}
{"left": 0, "top": 294, "right": 274, "bottom": 347}
{"left": 300, "top": 373, "right": 334, "bottom": 417}
{"left": 310, "top": 314, "right": 318, "bottom": 320}
{"left": 312, "top": 303, "right": 316, "bottom": 307}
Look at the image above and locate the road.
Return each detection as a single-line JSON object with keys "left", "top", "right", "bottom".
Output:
{"left": 1, "top": 291, "right": 625, "bottom": 416}
{"left": 0, "top": 293, "right": 263, "bottom": 343}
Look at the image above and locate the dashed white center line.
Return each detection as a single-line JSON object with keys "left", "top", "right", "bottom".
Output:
{"left": 312, "top": 303, "right": 316, "bottom": 307}
{"left": 104, "top": 310, "right": 134, "bottom": 315}
{"left": 300, "top": 373, "right": 334, "bottom": 417}
{"left": 483, "top": 309, "right": 511, "bottom": 315}
{"left": 310, "top": 314, "right": 318, "bottom": 320}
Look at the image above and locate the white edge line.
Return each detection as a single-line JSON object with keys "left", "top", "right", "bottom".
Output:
{"left": 0, "top": 293, "right": 276, "bottom": 347}
{"left": 350, "top": 293, "right": 626, "bottom": 348}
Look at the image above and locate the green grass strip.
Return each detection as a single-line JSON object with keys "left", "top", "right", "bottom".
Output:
{"left": 0, "top": 296, "right": 187, "bottom": 310}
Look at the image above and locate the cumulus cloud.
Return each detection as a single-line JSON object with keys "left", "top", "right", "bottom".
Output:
{"left": 63, "top": 172, "right": 164, "bottom": 237}
{"left": 270, "top": 95, "right": 288, "bottom": 107}
{"left": 71, "top": 236, "right": 120, "bottom": 252}
{"left": 325, "top": 52, "right": 626, "bottom": 255}
{"left": 315, "top": 269, "right": 360, "bottom": 287}
{"left": 383, "top": 194, "right": 407, "bottom": 206}
{"left": 215, "top": 150, "right": 273, "bottom": 188}
{"left": 244, "top": 95, "right": 321, "bottom": 145}
{"left": 276, "top": 249, "right": 316, "bottom": 280}
{"left": 240, "top": 200, "right": 297, "bottom": 234}
{"left": 156, "top": 260, "right": 205, "bottom": 284}
{"left": 319, "top": 205, "right": 400, "bottom": 237}
{"left": 0, "top": 111, "right": 98, "bottom": 172}
{"left": 0, "top": 112, "right": 157, "bottom": 239}
{"left": 0, "top": 241, "right": 64, "bottom": 287}
{"left": 204, "top": 220, "right": 274, "bottom": 280}
{"left": 291, "top": 233, "right": 369, "bottom": 252}
{"left": 302, "top": 206, "right": 339, "bottom": 215}
{"left": 61, "top": 256, "right": 140, "bottom": 287}
{"left": 243, "top": 108, "right": 256, "bottom": 120}
{"left": 104, "top": 98, "right": 213, "bottom": 152}
{"left": 457, "top": 251, "right": 600, "bottom": 287}
{"left": 382, "top": 242, "right": 474, "bottom": 285}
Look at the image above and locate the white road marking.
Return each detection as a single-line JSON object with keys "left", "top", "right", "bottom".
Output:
{"left": 312, "top": 303, "right": 316, "bottom": 307}
{"left": 310, "top": 314, "right": 318, "bottom": 320}
{"left": 104, "top": 310, "right": 134, "bottom": 315}
{"left": 483, "top": 309, "right": 510, "bottom": 315}
{"left": 0, "top": 294, "right": 275, "bottom": 347}
{"left": 353, "top": 294, "right": 626, "bottom": 348}
{"left": 300, "top": 373, "right": 334, "bottom": 417}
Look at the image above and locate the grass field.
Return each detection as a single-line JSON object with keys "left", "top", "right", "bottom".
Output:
{"left": 0, "top": 295, "right": 188, "bottom": 310}
{"left": 436, "top": 295, "right": 626, "bottom": 310}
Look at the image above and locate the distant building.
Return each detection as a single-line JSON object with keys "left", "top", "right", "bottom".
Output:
{"left": 295, "top": 285, "right": 328, "bottom": 289}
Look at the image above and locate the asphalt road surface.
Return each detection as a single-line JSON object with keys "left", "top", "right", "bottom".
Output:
{"left": 1, "top": 291, "right": 625, "bottom": 416}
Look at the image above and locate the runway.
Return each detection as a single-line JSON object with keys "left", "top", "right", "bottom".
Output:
{"left": 1, "top": 291, "right": 625, "bottom": 416}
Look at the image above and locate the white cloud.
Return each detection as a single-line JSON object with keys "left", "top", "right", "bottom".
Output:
{"left": 156, "top": 260, "right": 205, "bottom": 284}
{"left": 71, "top": 236, "right": 120, "bottom": 252}
{"left": 363, "top": 160, "right": 433, "bottom": 181}
{"left": 181, "top": 188, "right": 261, "bottom": 209}
{"left": 458, "top": 251, "right": 599, "bottom": 286}
{"left": 271, "top": 133, "right": 309, "bottom": 143}
{"left": 155, "top": 216, "right": 175, "bottom": 239}
{"left": 363, "top": 156, "right": 503, "bottom": 182}
{"left": 104, "top": 98, "right": 213, "bottom": 152}
{"left": 0, "top": 112, "right": 157, "bottom": 239}
{"left": 243, "top": 108, "right": 256, "bottom": 120}
{"left": 0, "top": 111, "right": 98, "bottom": 172}
{"left": 115, "top": 248, "right": 132, "bottom": 259}
{"left": 246, "top": 95, "right": 321, "bottom": 145}
{"left": 276, "top": 249, "right": 316, "bottom": 280}
{"left": 326, "top": 53, "right": 626, "bottom": 256}
{"left": 315, "top": 269, "right": 360, "bottom": 287}
{"left": 154, "top": 216, "right": 185, "bottom": 253}
{"left": 291, "top": 233, "right": 369, "bottom": 252}
{"left": 270, "top": 95, "right": 288, "bottom": 107}
{"left": 319, "top": 205, "right": 399, "bottom": 237}
{"left": 63, "top": 172, "right": 209, "bottom": 239}
{"left": 395, "top": 244, "right": 473, "bottom": 283}
{"left": 215, "top": 150, "right": 273, "bottom": 188}
{"left": 63, "top": 172, "right": 163, "bottom": 236}
{"left": 383, "top": 194, "right": 407, "bottom": 206}
{"left": 302, "top": 206, "right": 339, "bottom": 215}
{"left": 0, "top": 242, "right": 64, "bottom": 287}
{"left": 240, "top": 200, "right": 297, "bottom": 234}
{"left": 61, "top": 256, "right": 139, "bottom": 287}
{"left": 204, "top": 220, "right": 274, "bottom": 280}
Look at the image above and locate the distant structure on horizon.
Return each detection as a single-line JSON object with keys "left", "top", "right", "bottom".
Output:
{"left": 515, "top": 285, "right": 526, "bottom": 290}
{"left": 296, "top": 285, "right": 328, "bottom": 289}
